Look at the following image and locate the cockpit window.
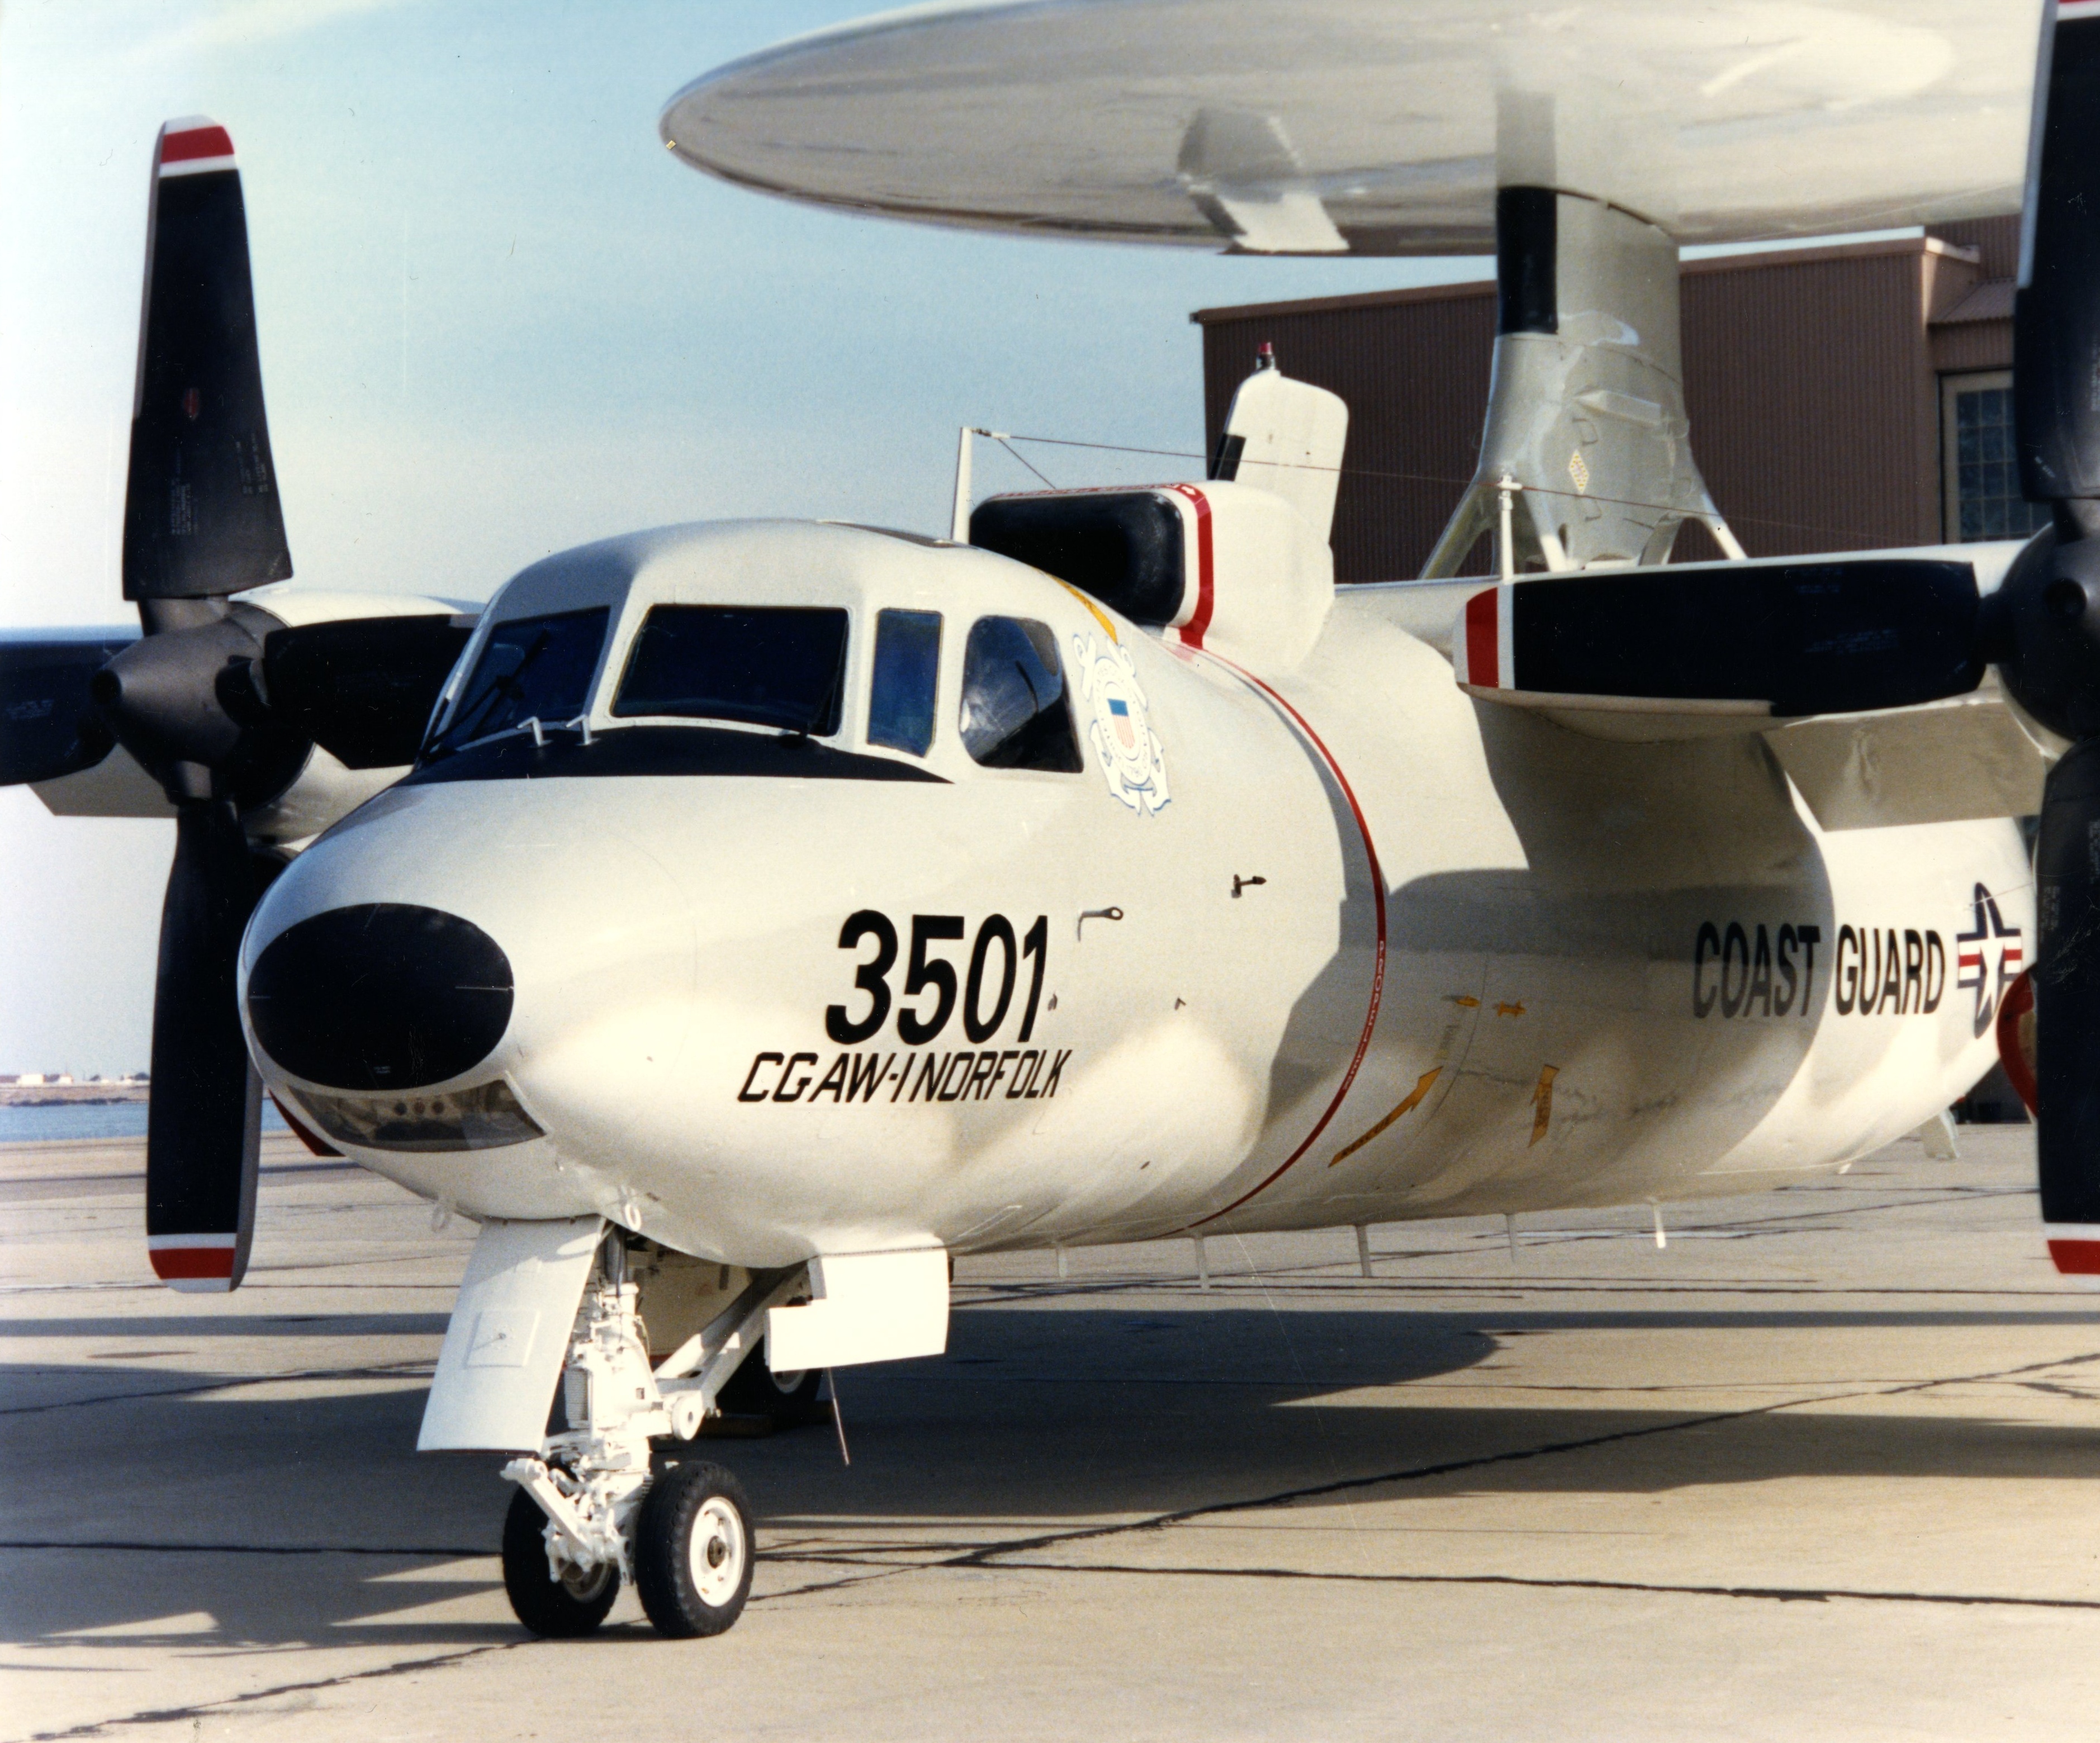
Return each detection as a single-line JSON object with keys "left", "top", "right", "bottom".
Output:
{"left": 868, "top": 609, "right": 942, "bottom": 756}
{"left": 959, "top": 616, "right": 1083, "bottom": 772}
{"left": 430, "top": 606, "right": 609, "bottom": 754}
{"left": 613, "top": 605, "right": 848, "bottom": 735}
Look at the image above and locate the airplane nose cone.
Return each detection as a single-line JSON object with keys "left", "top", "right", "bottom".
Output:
{"left": 246, "top": 903, "right": 514, "bottom": 1090}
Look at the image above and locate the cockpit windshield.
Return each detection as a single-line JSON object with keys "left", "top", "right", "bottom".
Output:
{"left": 429, "top": 606, "right": 609, "bottom": 756}
{"left": 612, "top": 606, "right": 848, "bottom": 735}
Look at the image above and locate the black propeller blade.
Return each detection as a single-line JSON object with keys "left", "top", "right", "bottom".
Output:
{"left": 123, "top": 120, "right": 289, "bottom": 606}
{"left": 63, "top": 120, "right": 478, "bottom": 1289}
{"left": 146, "top": 799, "right": 267, "bottom": 1289}
{"left": 109, "top": 120, "right": 290, "bottom": 1289}
{"left": 2004, "top": 2, "right": 2100, "bottom": 1279}
{"left": 0, "top": 631, "right": 132, "bottom": 786}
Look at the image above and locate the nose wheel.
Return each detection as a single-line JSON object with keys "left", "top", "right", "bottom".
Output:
{"left": 634, "top": 1459, "right": 755, "bottom": 1637}
{"left": 501, "top": 1487, "right": 622, "bottom": 1638}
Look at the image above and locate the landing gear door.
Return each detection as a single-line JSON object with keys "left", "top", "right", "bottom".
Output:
{"left": 419, "top": 1215, "right": 604, "bottom": 1453}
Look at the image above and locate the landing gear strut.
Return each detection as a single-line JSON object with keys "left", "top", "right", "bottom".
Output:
{"left": 496, "top": 1235, "right": 803, "bottom": 1639}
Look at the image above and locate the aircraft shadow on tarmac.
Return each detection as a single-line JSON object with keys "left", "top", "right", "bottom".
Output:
{"left": 6, "top": 1299, "right": 2099, "bottom": 1648}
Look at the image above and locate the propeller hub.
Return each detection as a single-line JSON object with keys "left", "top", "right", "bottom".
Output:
{"left": 1985, "top": 528, "right": 2100, "bottom": 742}
{"left": 89, "top": 605, "right": 305, "bottom": 804}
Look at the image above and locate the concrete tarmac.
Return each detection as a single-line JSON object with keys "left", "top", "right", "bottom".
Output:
{"left": 4, "top": 1127, "right": 2099, "bottom": 1741}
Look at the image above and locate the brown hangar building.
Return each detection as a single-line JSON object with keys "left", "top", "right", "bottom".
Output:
{"left": 1193, "top": 215, "right": 2041, "bottom": 583}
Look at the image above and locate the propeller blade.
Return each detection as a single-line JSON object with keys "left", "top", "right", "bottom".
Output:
{"left": 122, "top": 119, "right": 290, "bottom": 605}
{"left": 257, "top": 615, "right": 472, "bottom": 768}
{"left": 145, "top": 798, "right": 268, "bottom": 1291}
{"left": 0, "top": 632, "right": 132, "bottom": 785}
{"left": 2016, "top": 3, "right": 2100, "bottom": 512}
{"left": 1993, "top": 3, "right": 2100, "bottom": 1282}
{"left": 1459, "top": 557, "right": 1983, "bottom": 716}
{"left": 2034, "top": 743, "right": 2100, "bottom": 1276}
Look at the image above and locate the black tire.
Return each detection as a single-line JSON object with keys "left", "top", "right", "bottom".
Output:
{"left": 715, "top": 1351, "right": 823, "bottom": 1427}
{"left": 501, "top": 1486, "right": 620, "bottom": 1638}
{"left": 633, "top": 1460, "right": 754, "bottom": 1638}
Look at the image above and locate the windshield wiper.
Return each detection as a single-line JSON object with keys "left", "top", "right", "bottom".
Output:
{"left": 440, "top": 626, "right": 554, "bottom": 752}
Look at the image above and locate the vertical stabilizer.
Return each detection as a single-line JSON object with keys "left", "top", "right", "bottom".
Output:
{"left": 1210, "top": 347, "right": 1349, "bottom": 546}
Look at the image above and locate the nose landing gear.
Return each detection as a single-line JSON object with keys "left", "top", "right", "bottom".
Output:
{"left": 497, "top": 1238, "right": 804, "bottom": 1639}
{"left": 634, "top": 1459, "right": 755, "bottom": 1636}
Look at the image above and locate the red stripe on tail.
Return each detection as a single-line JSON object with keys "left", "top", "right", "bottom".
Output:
{"left": 1169, "top": 485, "right": 1215, "bottom": 650}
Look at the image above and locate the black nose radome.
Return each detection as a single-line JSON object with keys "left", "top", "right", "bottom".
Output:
{"left": 247, "top": 904, "right": 514, "bottom": 1091}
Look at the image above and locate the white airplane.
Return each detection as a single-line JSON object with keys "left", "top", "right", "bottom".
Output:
{"left": 5, "top": 0, "right": 2098, "bottom": 1641}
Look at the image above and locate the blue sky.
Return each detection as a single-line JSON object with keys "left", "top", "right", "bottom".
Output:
{"left": 0, "top": 0, "right": 1485, "bottom": 1075}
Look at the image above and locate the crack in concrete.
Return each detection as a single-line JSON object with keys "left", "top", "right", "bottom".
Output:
{"left": 938, "top": 1557, "right": 2100, "bottom": 1613}
{"left": 0, "top": 1360, "right": 433, "bottom": 1418}
{"left": 0, "top": 1541, "right": 488, "bottom": 1559}
{"left": 19, "top": 1640, "right": 528, "bottom": 1742}
{"left": 895, "top": 1346, "right": 2100, "bottom": 1573}
{"left": 961, "top": 1276, "right": 2087, "bottom": 1303}
{"left": 755, "top": 1545, "right": 2100, "bottom": 1613}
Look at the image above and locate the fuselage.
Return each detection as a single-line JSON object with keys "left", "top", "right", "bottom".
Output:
{"left": 239, "top": 520, "right": 2028, "bottom": 1268}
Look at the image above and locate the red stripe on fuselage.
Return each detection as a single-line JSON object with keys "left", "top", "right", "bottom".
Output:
{"left": 1180, "top": 656, "right": 1388, "bottom": 1230}
{"left": 162, "top": 125, "right": 235, "bottom": 165}
{"left": 1169, "top": 485, "right": 1215, "bottom": 650}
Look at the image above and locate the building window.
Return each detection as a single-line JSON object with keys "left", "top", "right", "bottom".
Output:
{"left": 1942, "top": 372, "right": 2051, "bottom": 543}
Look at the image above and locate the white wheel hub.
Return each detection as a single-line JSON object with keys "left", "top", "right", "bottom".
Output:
{"left": 689, "top": 1495, "right": 746, "bottom": 1606}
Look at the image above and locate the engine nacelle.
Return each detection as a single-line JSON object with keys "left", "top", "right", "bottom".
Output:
{"left": 969, "top": 478, "right": 1334, "bottom": 670}
{"left": 32, "top": 586, "right": 471, "bottom": 853}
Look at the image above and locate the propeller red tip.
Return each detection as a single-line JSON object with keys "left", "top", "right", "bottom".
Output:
{"left": 148, "top": 1236, "right": 238, "bottom": 1286}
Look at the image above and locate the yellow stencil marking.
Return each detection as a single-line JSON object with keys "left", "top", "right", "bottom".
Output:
{"left": 1529, "top": 1064, "right": 1559, "bottom": 1147}
{"left": 1330, "top": 1067, "right": 1442, "bottom": 1167}
{"left": 1056, "top": 580, "right": 1118, "bottom": 642}
{"left": 1495, "top": 1001, "right": 1527, "bottom": 1018}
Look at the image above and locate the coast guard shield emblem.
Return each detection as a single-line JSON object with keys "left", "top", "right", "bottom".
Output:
{"left": 1073, "top": 633, "right": 1169, "bottom": 815}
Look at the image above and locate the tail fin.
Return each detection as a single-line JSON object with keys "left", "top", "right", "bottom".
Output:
{"left": 1208, "top": 348, "right": 1348, "bottom": 545}
{"left": 122, "top": 118, "right": 291, "bottom": 604}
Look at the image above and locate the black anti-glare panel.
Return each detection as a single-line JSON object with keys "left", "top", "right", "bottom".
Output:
{"left": 122, "top": 164, "right": 291, "bottom": 601}
{"left": 248, "top": 904, "right": 514, "bottom": 1092}
{"left": 2017, "top": 9, "right": 2100, "bottom": 506}
{"left": 261, "top": 616, "right": 472, "bottom": 769}
{"left": 0, "top": 634, "right": 132, "bottom": 784}
{"left": 969, "top": 492, "right": 1186, "bottom": 625}
{"left": 1511, "top": 559, "right": 1983, "bottom": 718}
{"left": 404, "top": 723, "right": 949, "bottom": 785}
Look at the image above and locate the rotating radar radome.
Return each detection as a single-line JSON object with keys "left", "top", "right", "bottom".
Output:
{"left": 662, "top": 0, "right": 2043, "bottom": 254}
